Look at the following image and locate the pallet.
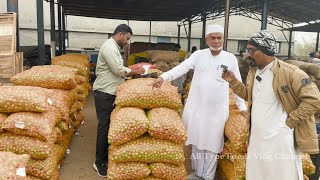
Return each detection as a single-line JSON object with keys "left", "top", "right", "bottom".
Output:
{"left": 0, "top": 13, "right": 16, "bottom": 55}
{"left": 0, "top": 52, "right": 23, "bottom": 78}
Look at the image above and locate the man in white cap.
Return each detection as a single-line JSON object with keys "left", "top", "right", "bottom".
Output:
{"left": 150, "top": 24, "right": 247, "bottom": 179}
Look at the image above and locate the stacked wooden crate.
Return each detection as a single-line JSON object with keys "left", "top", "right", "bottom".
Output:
{"left": 0, "top": 13, "right": 23, "bottom": 78}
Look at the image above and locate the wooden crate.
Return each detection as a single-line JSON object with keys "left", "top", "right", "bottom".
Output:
{"left": 0, "top": 52, "right": 23, "bottom": 78}
{"left": 14, "top": 52, "right": 23, "bottom": 75}
{"left": 0, "top": 13, "right": 16, "bottom": 55}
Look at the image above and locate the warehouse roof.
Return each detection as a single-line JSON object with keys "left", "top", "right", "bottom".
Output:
{"left": 283, "top": 22, "right": 320, "bottom": 32}
{"left": 59, "top": 0, "right": 217, "bottom": 21}
{"left": 58, "top": 0, "right": 320, "bottom": 25}
{"left": 238, "top": 0, "right": 319, "bottom": 24}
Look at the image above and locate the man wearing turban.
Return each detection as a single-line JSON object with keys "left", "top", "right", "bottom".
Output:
{"left": 222, "top": 30, "right": 320, "bottom": 179}
{"left": 150, "top": 24, "right": 247, "bottom": 179}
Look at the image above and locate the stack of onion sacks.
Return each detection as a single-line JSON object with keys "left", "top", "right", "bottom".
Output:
{"left": 107, "top": 78, "right": 187, "bottom": 180}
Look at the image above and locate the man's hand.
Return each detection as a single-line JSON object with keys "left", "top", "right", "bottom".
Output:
{"left": 222, "top": 69, "right": 236, "bottom": 82}
{"left": 130, "top": 66, "right": 145, "bottom": 75}
{"left": 149, "top": 77, "right": 164, "bottom": 89}
{"left": 241, "top": 110, "right": 247, "bottom": 118}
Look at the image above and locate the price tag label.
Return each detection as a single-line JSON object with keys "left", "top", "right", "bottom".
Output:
{"left": 47, "top": 98, "right": 53, "bottom": 105}
{"left": 15, "top": 121, "right": 25, "bottom": 129}
{"left": 16, "top": 167, "right": 26, "bottom": 176}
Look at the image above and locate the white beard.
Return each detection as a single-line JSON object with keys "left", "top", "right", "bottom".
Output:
{"left": 209, "top": 46, "right": 223, "bottom": 51}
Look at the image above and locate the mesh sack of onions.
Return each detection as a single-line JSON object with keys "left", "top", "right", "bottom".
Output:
{"left": 0, "top": 86, "right": 51, "bottom": 113}
{"left": 81, "top": 82, "right": 92, "bottom": 91}
{"left": 52, "top": 56, "right": 89, "bottom": 77}
{"left": 72, "top": 110, "right": 85, "bottom": 129}
{"left": 107, "top": 161, "right": 151, "bottom": 180}
{"left": 108, "top": 107, "right": 148, "bottom": 145}
{"left": 168, "top": 61, "right": 180, "bottom": 69}
{"left": 57, "top": 121, "right": 69, "bottom": 133}
{"left": 110, "top": 135, "right": 185, "bottom": 165}
{"left": 11, "top": 65, "right": 78, "bottom": 90}
{"left": 75, "top": 75, "right": 88, "bottom": 84}
{"left": 0, "top": 133, "right": 54, "bottom": 160}
{"left": 0, "top": 152, "right": 29, "bottom": 180}
{"left": 27, "top": 145, "right": 65, "bottom": 180}
{"left": 224, "top": 108, "right": 248, "bottom": 153}
{"left": 148, "top": 108, "right": 187, "bottom": 143}
{"left": 70, "top": 101, "right": 85, "bottom": 116}
{"left": 148, "top": 50, "right": 180, "bottom": 64}
{"left": 142, "top": 176, "right": 163, "bottom": 180}
{"left": 56, "top": 127, "right": 74, "bottom": 150}
{"left": 115, "top": 78, "right": 182, "bottom": 109}
{"left": 23, "top": 174, "right": 59, "bottom": 180}
{"left": 2, "top": 106, "right": 61, "bottom": 142}
{"left": 72, "top": 84, "right": 88, "bottom": 96}
{"left": 301, "top": 153, "right": 316, "bottom": 175}
{"left": 52, "top": 54, "right": 90, "bottom": 68}
{"left": 219, "top": 142, "right": 246, "bottom": 180}
{"left": 50, "top": 89, "right": 78, "bottom": 121}
{"left": 0, "top": 113, "right": 8, "bottom": 132}
{"left": 149, "top": 163, "right": 187, "bottom": 180}
{"left": 155, "top": 61, "right": 170, "bottom": 72}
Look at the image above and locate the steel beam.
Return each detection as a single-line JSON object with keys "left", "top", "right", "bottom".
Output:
{"left": 223, "top": 0, "right": 230, "bottom": 50}
{"left": 7, "top": 0, "right": 19, "bottom": 51}
{"left": 62, "top": 8, "right": 66, "bottom": 54}
{"left": 261, "top": 0, "right": 268, "bottom": 30}
{"left": 50, "top": 0, "right": 56, "bottom": 58}
{"left": 201, "top": 14, "right": 206, "bottom": 49}
{"left": 58, "top": 0, "right": 62, "bottom": 55}
{"left": 188, "top": 19, "right": 192, "bottom": 52}
{"left": 36, "top": 0, "right": 45, "bottom": 65}
{"left": 288, "top": 30, "right": 292, "bottom": 59}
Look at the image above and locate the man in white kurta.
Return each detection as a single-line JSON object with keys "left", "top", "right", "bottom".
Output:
{"left": 222, "top": 30, "right": 304, "bottom": 180}
{"left": 248, "top": 61, "right": 303, "bottom": 180}
{"left": 151, "top": 25, "right": 247, "bottom": 179}
{"left": 246, "top": 31, "right": 303, "bottom": 180}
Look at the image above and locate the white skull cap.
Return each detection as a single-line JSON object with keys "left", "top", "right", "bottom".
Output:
{"left": 206, "top": 24, "right": 224, "bottom": 36}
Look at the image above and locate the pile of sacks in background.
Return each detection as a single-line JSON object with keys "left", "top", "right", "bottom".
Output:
{"left": 0, "top": 54, "right": 91, "bottom": 180}
{"left": 11, "top": 54, "right": 91, "bottom": 128}
{"left": 147, "top": 50, "right": 182, "bottom": 72}
{"left": 286, "top": 60, "right": 320, "bottom": 89}
{"left": 107, "top": 78, "right": 187, "bottom": 180}
{"left": 218, "top": 90, "right": 316, "bottom": 180}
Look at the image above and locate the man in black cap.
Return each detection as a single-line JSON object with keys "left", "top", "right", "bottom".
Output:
{"left": 222, "top": 30, "right": 320, "bottom": 180}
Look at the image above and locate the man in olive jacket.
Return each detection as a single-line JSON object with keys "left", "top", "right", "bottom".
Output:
{"left": 222, "top": 30, "right": 320, "bottom": 180}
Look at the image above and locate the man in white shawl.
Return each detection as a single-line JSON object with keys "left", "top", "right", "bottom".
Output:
{"left": 150, "top": 24, "right": 247, "bottom": 179}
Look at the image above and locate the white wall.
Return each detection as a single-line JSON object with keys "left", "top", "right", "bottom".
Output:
{"left": 19, "top": 29, "right": 49, "bottom": 46}
{"left": 0, "top": 0, "right": 6, "bottom": 12}
{"left": 68, "top": 31, "right": 108, "bottom": 49}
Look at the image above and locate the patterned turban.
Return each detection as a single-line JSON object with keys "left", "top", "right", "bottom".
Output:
{"left": 248, "top": 30, "right": 278, "bottom": 56}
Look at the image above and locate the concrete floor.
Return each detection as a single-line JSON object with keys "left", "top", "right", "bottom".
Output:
{"left": 59, "top": 92, "right": 101, "bottom": 180}
{"left": 58, "top": 92, "right": 194, "bottom": 180}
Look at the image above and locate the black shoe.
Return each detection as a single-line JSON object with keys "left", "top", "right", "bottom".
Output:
{"left": 93, "top": 163, "right": 107, "bottom": 177}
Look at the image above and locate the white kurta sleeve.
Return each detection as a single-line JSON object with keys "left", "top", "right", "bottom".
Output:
{"left": 160, "top": 52, "right": 197, "bottom": 81}
{"left": 231, "top": 55, "right": 247, "bottom": 111}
